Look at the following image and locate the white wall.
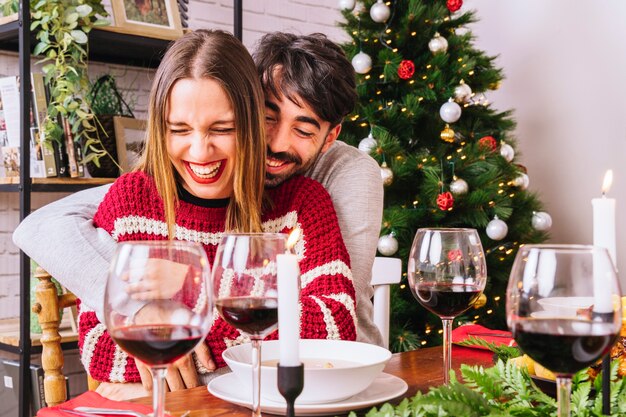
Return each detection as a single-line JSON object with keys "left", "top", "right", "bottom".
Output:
{"left": 465, "top": 0, "right": 626, "bottom": 285}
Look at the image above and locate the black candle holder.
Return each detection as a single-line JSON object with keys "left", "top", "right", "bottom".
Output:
{"left": 277, "top": 364, "right": 304, "bottom": 417}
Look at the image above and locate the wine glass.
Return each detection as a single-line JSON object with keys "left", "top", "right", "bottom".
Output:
{"left": 105, "top": 241, "right": 213, "bottom": 417}
{"left": 212, "top": 233, "right": 287, "bottom": 417}
{"left": 407, "top": 228, "right": 487, "bottom": 384}
{"left": 506, "top": 244, "right": 622, "bottom": 417}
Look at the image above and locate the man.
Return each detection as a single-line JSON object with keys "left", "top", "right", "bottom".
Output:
{"left": 13, "top": 32, "right": 383, "bottom": 393}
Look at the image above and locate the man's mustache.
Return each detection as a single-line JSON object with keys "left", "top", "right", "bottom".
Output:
{"left": 267, "top": 149, "right": 301, "bottom": 165}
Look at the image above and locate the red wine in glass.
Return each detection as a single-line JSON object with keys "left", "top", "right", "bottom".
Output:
{"left": 111, "top": 324, "right": 205, "bottom": 366}
{"left": 216, "top": 297, "right": 278, "bottom": 337}
{"left": 415, "top": 282, "right": 482, "bottom": 318}
{"left": 513, "top": 319, "right": 618, "bottom": 375}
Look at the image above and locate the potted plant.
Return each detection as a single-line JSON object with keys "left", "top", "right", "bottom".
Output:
{"left": 30, "top": 0, "right": 114, "bottom": 171}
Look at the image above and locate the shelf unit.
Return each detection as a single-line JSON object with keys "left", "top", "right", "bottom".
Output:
{"left": 1, "top": 2, "right": 243, "bottom": 415}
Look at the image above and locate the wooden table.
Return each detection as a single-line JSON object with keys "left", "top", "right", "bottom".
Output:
{"left": 131, "top": 346, "right": 495, "bottom": 416}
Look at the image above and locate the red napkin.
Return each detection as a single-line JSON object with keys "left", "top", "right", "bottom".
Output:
{"left": 38, "top": 391, "right": 161, "bottom": 417}
{"left": 451, "top": 324, "right": 515, "bottom": 349}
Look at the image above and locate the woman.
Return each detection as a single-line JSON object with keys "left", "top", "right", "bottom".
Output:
{"left": 78, "top": 30, "right": 356, "bottom": 398}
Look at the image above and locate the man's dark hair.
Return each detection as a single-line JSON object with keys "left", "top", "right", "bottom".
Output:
{"left": 253, "top": 32, "right": 357, "bottom": 127}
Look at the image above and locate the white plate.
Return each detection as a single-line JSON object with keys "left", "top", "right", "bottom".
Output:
{"left": 207, "top": 372, "right": 408, "bottom": 416}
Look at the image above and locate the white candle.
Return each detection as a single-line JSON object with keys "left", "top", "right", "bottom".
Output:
{"left": 277, "top": 230, "right": 301, "bottom": 366}
{"left": 592, "top": 170, "right": 616, "bottom": 313}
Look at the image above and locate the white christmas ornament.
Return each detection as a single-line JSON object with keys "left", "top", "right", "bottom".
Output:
{"left": 439, "top": 99, "right": 462, "bottom": 123}
{"left": 339, "top": 0, "right": 356, "bottom": 10}
{"left": 428, "top": 32, "right": 448, "bottom": 54}
{"left": 500, "top": 142, "right": 515, "bottom": 162}
{"left": 454, "top": 82, "right": 472, "bottom": 102}
{"left": 377, "top": 233, "right": 398, "bottom": 256}
{"left": 532, "top": 211, "right": 552, "bottom": 231}
{"left": 450, "top": 177, "right": 468, "bottom": 195}
{"left": 380, "top": 162, "right": 394, "bottom": 186}
{"left": 486, "top": 216, "right": 508, "bottom": 240}
{"left": 352, "top": 1, "right": 366, "bottom": 15}
{"left": 370, "top": 0, "right": 390, "bottom": 23}
{"left": 352, "top": 51, "right": 372, "bottom": 74}
{"left": 358, "top": 133, "right": 378, "bottom": 153}
{"left": 512, "top": 173, "right": 529, "bottom": 190}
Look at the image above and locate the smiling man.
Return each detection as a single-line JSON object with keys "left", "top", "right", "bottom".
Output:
{"left": 13, "top": 31, "right": 384, "bottom": 393}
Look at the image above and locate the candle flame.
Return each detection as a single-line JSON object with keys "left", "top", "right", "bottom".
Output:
{"left": 602, "top": 170, "right": 613, "bottom": 195}
{"left": 286, "top": 228, "right": 301, "bottom": 252}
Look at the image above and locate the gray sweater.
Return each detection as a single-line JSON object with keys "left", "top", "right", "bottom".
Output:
{"left": 13, "top": 140, "right": 385, "bottom": 346}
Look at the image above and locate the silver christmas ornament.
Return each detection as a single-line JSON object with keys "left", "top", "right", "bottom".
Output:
{"left": 377, "top": 233, "right": 398, "bottom": 256}
{"left": 450, "top": 177, "right": 468, "bottom": 195}
{"left": 512, "top": 173, "right": 530, "bottom": 190}
{"left": 428, "top": 32, "right": 448, "bottom": 54}
{"left": 486, "top": 215, "right": 508, "bottom": 240}
{"left": 500, "top": 142, "right": 515, "bottom": 162}
{"left": 339, "top": 0, "right": 356, "bottom": 10}
{"left": 352, "top": 51, "right": 372, "bottom": 74}
{"left": 439, "top": 99, "right": 462, "bottom": 123}
{"left": 370, "top": 0, "right": 390, "bottom": 23}
{"left": 380, "top": 161, "right": 394, "bottom": 186}
{"left": 532, "top": 211, "right": 552, "bottom": 231}
{"left": 454, "top": 82, "right": 472, "bottom": 102}
{"left": 358, "top": 133, "right": 378, "bottom": 153}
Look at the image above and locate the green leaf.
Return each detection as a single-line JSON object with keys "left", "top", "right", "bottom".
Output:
{"left": 70, "top": 29, "right": 88, "bottom": 44}
{"left": 33, "top": 41, "right": 49, "bottom": 56}
{"left": 64, "top": 12, "right": 79, "bottom": 24}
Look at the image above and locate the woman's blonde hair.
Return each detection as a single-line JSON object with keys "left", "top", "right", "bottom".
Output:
{"left": 136, "top": 29, "right": 266, "bottom": 236}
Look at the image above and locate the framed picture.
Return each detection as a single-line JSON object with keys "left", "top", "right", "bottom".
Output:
{"left": 114, "top": 116, "right": 147, "bottom": 173}
{"left": 109, "top": 0, "right": 183, "bottom": 40}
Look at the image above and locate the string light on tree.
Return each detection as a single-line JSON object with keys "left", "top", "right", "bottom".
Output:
{"left": 454, "top": 80, "right": 472, "bottom": 103}
{"left": 499, "top": 141, "right": 515, "bottom": 162}
{"left": 486, "top": 215, "right": 508, "bottom": 240}
{"left": 352, "top": 51, "right": 372, "bottom": 74}
{"left": 358, "top": 132, "right": 378, "bottom": 153}
{"left": 532, "top": 211, "right": 553, "bottom": 231}
{"left": 380, "top": 161, "right": 394, "bottom": 186}
{"left": 439, "top": 98, "right": 462, "bottom": 123}
{"left": 338, "top": 0, "right": 356, "bottom": 10}
{"left": 370, "top": 0, "right": 390, "bottom": 23}
{"left": 428, "top": 32, "right": 448, "bottom": 54}
{"left": 377, "top": 232, "right": 399, "bottom": 256}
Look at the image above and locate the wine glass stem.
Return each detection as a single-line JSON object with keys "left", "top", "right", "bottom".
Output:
{"left": 152, "top": 366, "right": 168, "bottom": 417}
{"left": 442, "top": 318, "right": 452, "bottom": 385}
{"left": 251, "top": 339, "right": 262, "bottom": 417}
{"left": 556, "top": 377, "right": 572, "bottom": 417}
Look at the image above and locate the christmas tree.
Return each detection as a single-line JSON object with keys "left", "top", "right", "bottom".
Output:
{"left": 338, "top": 0, "right": 551, "bottom": 352}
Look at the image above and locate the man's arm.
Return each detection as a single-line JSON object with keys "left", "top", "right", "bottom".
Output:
{"left": 12, "top": 184, "right": 113, "bottom": 319}
{"left": 307, "top": 141, "right": 385, "bottom": 346}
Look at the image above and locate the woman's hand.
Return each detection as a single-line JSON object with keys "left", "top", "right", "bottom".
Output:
{"left": 136, "top": 343, "right": 216, "bottom": 392}
{"left": 124, "top": 258, "right": 189, "bottom": 300}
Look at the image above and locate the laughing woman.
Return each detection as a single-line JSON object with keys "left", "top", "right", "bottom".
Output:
{"left": 77, "top": 29, "right": 356, "bottom": 399}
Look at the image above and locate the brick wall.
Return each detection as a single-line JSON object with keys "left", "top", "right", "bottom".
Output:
{"left": 0, "top": 0, "right": 347, "bottom": 319}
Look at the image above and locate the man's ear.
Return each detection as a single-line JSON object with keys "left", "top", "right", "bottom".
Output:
{"left": 321, "top": 124, "right": 342, "bottom": 153}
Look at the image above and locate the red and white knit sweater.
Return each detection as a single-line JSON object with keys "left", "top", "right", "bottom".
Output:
{"left": 78, "top": 171, "right": 356, "bottom": 383}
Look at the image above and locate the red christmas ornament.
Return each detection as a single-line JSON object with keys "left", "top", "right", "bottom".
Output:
{"left": 397, "top": 60, "right": 415, "bottom": 80}
{"left": 437, "top": 191, "right": 454, "bottom": 211}
{"left": 447, "top": 249, "right": 463, "bottom": 261}
{"left": 447, "top": 0, "right": 462, "bottom": 12}
{"left": 478, "top": 136, "right": 497, "bottom": 152}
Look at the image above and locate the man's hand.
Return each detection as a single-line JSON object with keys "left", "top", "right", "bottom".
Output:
{"left": 136, "top": 343, "right": 216, "bottom": 392}
{"left": 124, "top": 258, "right": 189, "bottom": 300}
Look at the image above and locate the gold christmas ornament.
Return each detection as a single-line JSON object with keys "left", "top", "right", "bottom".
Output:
{"left": 380, "top": 161, "right": 394, "bottom": 186}
{"left": 473, "top": 293, "right": 487, "bottom": 309}
{"left": 440, "top": 125, "right": 455, "bottom": 143}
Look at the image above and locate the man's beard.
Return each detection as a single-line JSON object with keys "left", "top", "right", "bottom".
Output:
{"left": 265, "top": 147, "right": 321, "bottom": 188}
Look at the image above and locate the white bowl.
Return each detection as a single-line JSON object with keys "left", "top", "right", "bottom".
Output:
{"left": 537, "top": 296, "right": 594, "bottom": 317}
{"left": 222, "top": 339, "right": 391, "bottom": 404}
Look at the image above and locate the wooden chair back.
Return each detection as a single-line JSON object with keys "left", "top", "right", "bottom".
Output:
{"left": 31, "top": 267, "right": 99, "bottom": 407}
